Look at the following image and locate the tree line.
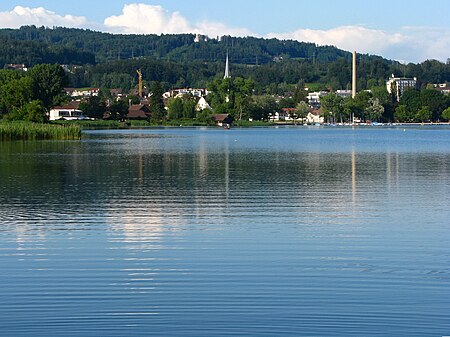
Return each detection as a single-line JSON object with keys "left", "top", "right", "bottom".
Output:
{"left": 1, "top": 26, "right": 449, "bottom": 94}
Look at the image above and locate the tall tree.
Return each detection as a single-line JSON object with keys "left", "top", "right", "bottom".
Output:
{"left": 28, "top": 64, "right": 68, "bottom": 111}
{"left": 79, "top": 96, "right": 107, "bottom": 119}
{"left": 149, "top": 81, "right": 166, "bottom": 122}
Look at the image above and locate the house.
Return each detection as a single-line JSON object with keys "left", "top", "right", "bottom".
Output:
{"left": 196, "top": 97, "right": 212, "bottom": 111}
{"left": 5, "top": 63, "right": 28, "bottom": 71}
{"left": 127, "top": 104, "right": 150, "bottom": 120}
{"left": 269, "top": 108, "right": 297, "bottom": 122}
{"left": 49, "top": 101, "right": 87, "bottom": 121}
{"left": 163, "top": 88, "right": 209, "bottom": 99}
{"left": 306, "top": 108, "right": 324, "bottom": 124}
{"left": 433, "top": 83, "right": 450, "bottom": 95}
{"left": 335, "top": 90, "right": 352, "bottom": 98}
{"left": 211, "top": 114, "right": 233, "bottom": 127}
{"left": 307, "top": 91, "right": 329, "bottom": 108}
{"left": 64, "top": 88, "right": 100, "bottom": 98}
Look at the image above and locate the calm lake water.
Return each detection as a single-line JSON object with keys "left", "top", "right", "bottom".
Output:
{"left": 1, "top": 126, "right": 449, "bottom": 336}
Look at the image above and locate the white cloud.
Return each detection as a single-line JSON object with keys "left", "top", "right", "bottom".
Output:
{"left": 104, "top": 4, "right": 192, "bottom": 34}
{"left": 266, "top": 26, "right": 405, "bottom": 57}
{"left": 103, "top": 3, "right": 253, "bottom": 36}
{"left": 0, "top": 6, "right": 88, "bottom": 28}
{"left": 266, "top": 25, "right": 450, "bottom": 63}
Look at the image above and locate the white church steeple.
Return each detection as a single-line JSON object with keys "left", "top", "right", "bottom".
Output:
{"left": 224, "top": 52, "right": 230, "bottom": 79}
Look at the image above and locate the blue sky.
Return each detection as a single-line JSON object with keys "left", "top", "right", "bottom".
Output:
{"left": 0, "top": 1, "right": 449, "bottom": 63}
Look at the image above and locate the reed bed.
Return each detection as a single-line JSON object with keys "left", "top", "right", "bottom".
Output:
{"left": 0, "top": 122, "right": 81, "bottom": 141}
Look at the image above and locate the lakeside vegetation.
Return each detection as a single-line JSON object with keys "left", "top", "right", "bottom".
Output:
{"left": 0, "top": 121, "right": 81, "bottom": 141}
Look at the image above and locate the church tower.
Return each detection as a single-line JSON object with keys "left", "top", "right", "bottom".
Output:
{"left": 224, "top": 52, "right": 230, "bottom": 79}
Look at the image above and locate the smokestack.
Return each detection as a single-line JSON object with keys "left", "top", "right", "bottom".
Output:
{"left": 352, "top": 51, "right": 357, "bottom": 98}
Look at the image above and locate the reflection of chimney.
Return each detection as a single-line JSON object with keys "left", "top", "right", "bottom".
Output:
{"left": 352, "top": 51, "right": 357, "bottom": 98}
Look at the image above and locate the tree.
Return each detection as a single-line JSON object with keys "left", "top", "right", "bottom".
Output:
{"left": 415, "top": 106, "right": 432, "bottom": 122}
{"left": 0, "top": 76, "right": 32, "bottom": 114}
{"left": 399, "top": 88, "right": 421, "bottom": 116}
{"left": 79, "top": 96, "right": 106, "bottom": 119}
{"left": 28, "top": 64, "right": 68, "bottom": 111}
{"left": 182, "top": 97, "right": 196, "bottom": 119}
{"left": 442, "top": 107, "right": 450, "bottom": 121}
{"left": 149, "top": 81, "right": 166, "bottom": 122}
{"left": 320, "top": 93, "right": 343, "bottom": 123}
{"left": 293, "top": 80, "right": 307, "bottom": 103}
{"left": 366, "top": 98, "right": 384, "bottom": 122}
{"left": 252, "top": 95, "right": 278, "bottom": 121}
{"left": 353, "top": 91, "right": 371, "bottom": 122}
{"left": 109, "top": 100, "right": 129, "bottom": 121}
{"left": 22, "top": 100, "right": 46, "bottom": 123}
{"left": 207, "top": 77, "right": 254, "bottom": 120}
{"left": 420, "top": 89, "right": 448, "bottom": 121}
{"left": 394, "top": 105, "right": 412, "bottom": 122}
{"left": 295, "top": 101, "right": 309, "bottom": 123}
{"left": 167, "top": 97, "right": 184, "bottom": 120}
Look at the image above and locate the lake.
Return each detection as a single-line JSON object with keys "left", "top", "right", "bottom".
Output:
{"left": 1, "top": 126, "right": 449, "bottom": 336}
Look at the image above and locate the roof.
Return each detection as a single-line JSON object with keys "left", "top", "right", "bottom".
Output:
{"left": 281, "top": 108, "right": 296, "bottom": 112}
{"left": 127, "top": 104, "right": 150, "bottom": 119}
{"left": 211, "top": 114, "right": 231, "bottom": 122}
{"left": 52, "top": 101, "right": 81, "bottom": 110}
{"left": 308, "top": 107, "right": 323, "bottom": 116}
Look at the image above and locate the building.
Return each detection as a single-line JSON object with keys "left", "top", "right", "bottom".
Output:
{"left": 65, "top": 88, "right": 100, "bottom": 98}
{"left": 433, "top": 83, "right": 450, "bottom": 95}
{"left": 386, "top": 75, "right": 417, "bottom": 101}
{"left": 127, "top": 104, "right": 150, "bottom": 120}
{"left": 196, "top": 97, "right": 212, "bottom": 112}
{"left": 307, "top": 91, "right": 329, "bottom": 108}
{"left": 336, "top": 90, "right": 352, "bottom": 98}
{"left": 306, "top": 108, "right": 324, "bottom": 124}
{"left": 224, "top": 52, "right": 230, "bottom": 79}
{"left": 5, "top": 63, "right": 27, "bottom": 71}
{"left": 211, "top": 114, "right": 233, "bottom": 127}
{"left": 163, "top": 88, "right": 208, "bottom": 99}
{"left": 49, "top": 101, "right": 87, "bottom": 121}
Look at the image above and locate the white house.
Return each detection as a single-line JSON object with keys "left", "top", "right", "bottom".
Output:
{"left": 49, "top": 102, "right": 87, "bottom": 121}
{"left": 65, "top": 88, "right": 100, "bottom": 98}
{"left": 307, "top": 91, "right": 329, "bottom": 108}
{"left": 306, "top": 108, "right": 324, "bottom": 124}
{"left": 196, "top": 97, "right": 212, "bottom": 111}
{"left": 163, "top": 88, "right": 209, "bottom": 99}
{"left": 335, "top": 90, "right": 352, "bottom": 98}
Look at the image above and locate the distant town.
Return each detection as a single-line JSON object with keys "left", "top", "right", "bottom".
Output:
{"left": 1, "top": 26, "right": 449, "bottom": 130}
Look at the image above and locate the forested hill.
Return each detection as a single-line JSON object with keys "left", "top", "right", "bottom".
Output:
{"left": 0, "top": 26, "right": 449, "bottom": 92}
{"left": 0, "top": 25, "right": 355, "bottom": 65}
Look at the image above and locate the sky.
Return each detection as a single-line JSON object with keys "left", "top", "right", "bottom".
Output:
{"left": 0, "top": 0, "right": 449, "bottom": 63}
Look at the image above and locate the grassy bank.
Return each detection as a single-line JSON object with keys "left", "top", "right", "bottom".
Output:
{"left": 0, "top": 121, "right": 81, "bottom": 141}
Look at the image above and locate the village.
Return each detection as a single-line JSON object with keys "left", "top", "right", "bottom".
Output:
{"left": 47, "top": 54, "right": 450, "bottom": 126}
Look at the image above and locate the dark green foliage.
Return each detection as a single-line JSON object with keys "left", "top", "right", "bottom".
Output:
{"left": 79, "top": 96, "right": 107, "bottom": 119}
{"left": 149, "top": 81, "right": 166, "bottom": 122}
{"left": 109, "top": 100, "right": 129, "bottom": 121}
{"left": 28, "top": 64, "right": 68, "bottom": 111}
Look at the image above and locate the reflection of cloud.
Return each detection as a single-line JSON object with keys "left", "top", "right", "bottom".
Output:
{"left": 0, "top": 6, "right": 88, "bottom": 28}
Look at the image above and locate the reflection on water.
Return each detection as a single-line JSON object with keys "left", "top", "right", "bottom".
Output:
{"left": 0, "top": 126, "right": 450, "bottom": 336}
